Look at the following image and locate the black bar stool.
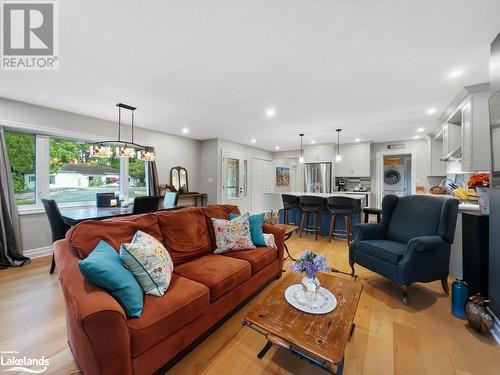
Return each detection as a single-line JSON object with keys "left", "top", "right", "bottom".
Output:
{"left": 327, "top": 196, "right": 358, "bottom": 245}
{"left": 282, "top": 194, "right": 299, "bottom": 225}
{"left": 299, "top": 196, "right": 325, "bottom": 240}
{"left": 363, "top": 207, "right": 382, "bottom": 223}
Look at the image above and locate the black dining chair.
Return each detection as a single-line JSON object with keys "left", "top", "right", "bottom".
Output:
{"left": 163, "top": 192, "right": 179, "bottom": 209}
{"left": 327, "top": 196, "right": 358, "bottom": 245}
{"left": 132, "top": 195, "right": 164, "bottom": 214}
{"left": 42, "top": 199, "right": 71, "bottom": 274}
{"left": 299, "top": 195, "right": 325, "bottom": 240}
{"left": 282, "top": 194, "right": 300, "bottom": 225}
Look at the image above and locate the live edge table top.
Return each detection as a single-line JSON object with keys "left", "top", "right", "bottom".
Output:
{"left": 244, "top": 272, "right": 362, "bottom": 366}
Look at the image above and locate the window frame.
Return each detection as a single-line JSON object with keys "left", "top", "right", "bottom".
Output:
{"left": 3, "top": 124, "right": 150, "bottom": 213}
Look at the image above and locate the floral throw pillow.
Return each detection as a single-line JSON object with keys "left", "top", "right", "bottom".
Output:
{"left": 120, "top": 230, "right": 174, "bottom": 297}
{"left": 263, "top": 209, "right": 280, "bottom": 225}
{"left": 212, "top": 213, "right": 256, "bottom": 254}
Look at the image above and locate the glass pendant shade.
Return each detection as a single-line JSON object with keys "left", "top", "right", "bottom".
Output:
{"left": 116, "top": 146, "right": 136, "bottom": 158}
{"left": 137, "top": 149, "right": 156, "bottom": 161}
{"left": 335, "top": 153, "right": 342, "bottom": 162}
{"left": 91, "top": 144, "right": 113, "bottom": 158}
{"left": 299, "top": 155, "right": 304, "bottom": 164}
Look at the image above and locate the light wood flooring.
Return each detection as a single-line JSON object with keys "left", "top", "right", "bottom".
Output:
{"left": 0, "top": 235, "right": 498, "bottom": 375}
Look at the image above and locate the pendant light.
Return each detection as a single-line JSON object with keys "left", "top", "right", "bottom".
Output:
{"left": 298, "top": 133, "right": 304, "bottom": 164}
{"left": 335, "top": 129, "right": 342, "bottom": 162}
{"left": 91, "top": 103, "right": 156, "bottom": 161}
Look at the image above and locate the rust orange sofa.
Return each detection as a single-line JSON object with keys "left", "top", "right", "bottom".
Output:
{"left": 54, "top": 204, "right": 285, "bottom": 375}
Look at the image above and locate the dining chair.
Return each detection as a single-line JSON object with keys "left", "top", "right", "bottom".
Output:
{"left": 42, "top": 199, "right": 71, "bottom": 274}
{"left": 132, "top": 195, "right": 164, "bottom": 214}
{"left": 163, "top": 192, "right": 179, "bottom": 209}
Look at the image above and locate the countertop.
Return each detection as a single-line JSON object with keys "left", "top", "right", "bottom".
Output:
{"left": 420, "top": 193, "right": 480, "bottom": 211}
{"left": 272, "top": 192, "right": 366, "bottom": 200}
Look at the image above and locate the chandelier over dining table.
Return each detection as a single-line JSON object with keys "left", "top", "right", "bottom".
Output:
{"left": 90, "top": 103, "right": 156, "bottom": 161}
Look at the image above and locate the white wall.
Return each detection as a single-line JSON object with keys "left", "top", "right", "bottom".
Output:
{"left": 0, "top": 97, "right": 201, "bottom": 253}
{"left": 199, "top": 139, "right": 218, "bottom": 204}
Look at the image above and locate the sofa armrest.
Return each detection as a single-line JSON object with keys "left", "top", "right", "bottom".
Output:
{"left": 54, "top": 240, "right": 133, "bottom": 375}
{"left": 406, "top": 235, "right": 446, "bottom": 253}
{"left": 263, "top": 224, "right": 285, "bottom": 265}
{"left": 352, "top": 223, "right": 387, "bottom": 241}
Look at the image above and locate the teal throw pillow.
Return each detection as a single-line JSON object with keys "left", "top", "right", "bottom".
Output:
{"left": 79, "top": 240, "right": 144, "bottom": 318}
{"left": 229, "top": 212, "right": 266, "bottom": 247}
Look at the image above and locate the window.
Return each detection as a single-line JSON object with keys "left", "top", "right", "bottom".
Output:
{"left": 4, "top": 131, "right": 36, "bottom": 205}
{"left": 49, "top": 137, "right": 120, "bottom": 204}
{"left": 128, "top": 158, "right": 148, "bottom": 198}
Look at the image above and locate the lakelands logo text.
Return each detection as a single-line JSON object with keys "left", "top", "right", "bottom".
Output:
{"left": 1, "top": 1, "right": 59, "bottom": 70}
{"left": 0, "top": 351, "right": 49, "bottom": 373}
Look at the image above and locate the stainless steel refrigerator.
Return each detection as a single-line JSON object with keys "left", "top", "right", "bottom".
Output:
{"left": 303, "top": 162, "right": 332, "bottom": 193}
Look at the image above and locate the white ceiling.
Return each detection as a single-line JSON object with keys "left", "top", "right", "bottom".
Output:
{"left": 1, "top": 0, "right": 500, "bottom": 151}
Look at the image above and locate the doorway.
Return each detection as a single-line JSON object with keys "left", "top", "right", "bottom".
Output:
{"left": 376, "top": 150, "right": 416, "bottom": 207}
{"left": 222, "top": 150, "right": 251, "bottom": 212}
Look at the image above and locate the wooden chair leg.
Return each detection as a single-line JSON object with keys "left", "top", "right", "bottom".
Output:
{"left": 299, "top": 211, "right": 306, "bottom": 237}
{"left": 313, "top": 213, "right": 318, "bottom": 241}
{"left": 441, "top": 278, "right": 450, "bottom": 294}
{"left": 284, "top": 210, "right": 288, "bottom": 225}
{"left": 399, "top": 284, "right": 409, "bottom": 305}
{"left": 328, "top": 215, "right": 335, "bottom": 242}
{"left": 346, "top": 215, "right": 352, "bottom": 245}
{"left": 50, "top": 253, "right": 56, "bottom": 274}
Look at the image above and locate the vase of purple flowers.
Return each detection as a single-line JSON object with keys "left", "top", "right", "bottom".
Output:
{"left": 291, "top": 250, "right": 330, "bottom": 302}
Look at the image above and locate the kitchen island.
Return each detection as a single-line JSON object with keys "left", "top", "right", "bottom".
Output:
{"left": 265, "top": 192, "right": 367, "bottom": 238}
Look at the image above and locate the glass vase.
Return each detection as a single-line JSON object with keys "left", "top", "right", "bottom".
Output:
{"left": 301, "top": 275, "right": 321, "bottom": 303}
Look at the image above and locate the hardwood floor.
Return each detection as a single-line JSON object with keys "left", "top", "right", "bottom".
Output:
{"left": 0, "top": 235, "right": 498, "bottom": 375}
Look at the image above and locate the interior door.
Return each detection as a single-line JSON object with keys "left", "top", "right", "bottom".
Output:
{"left": 222, "top": 151, "right": 250, "bottom": 212}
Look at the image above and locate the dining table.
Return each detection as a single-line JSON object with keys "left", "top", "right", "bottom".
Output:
{"left": 60, "top": 205, "right": 181, "bottom": 226}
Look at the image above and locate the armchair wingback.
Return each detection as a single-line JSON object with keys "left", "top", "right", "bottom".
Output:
{"left": 349, "top": 194, "right": 459, "bottom": 302}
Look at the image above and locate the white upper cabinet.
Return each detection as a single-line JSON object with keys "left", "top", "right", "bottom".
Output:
{"left": 336, "top": 143, "right": 371, "bottom": 177}
{"left": 461, "top": 97, "right": 491, "bottom": 172}
{"left": 427, "top": 136, "right": 446, "bottom": 176}
{"left": 442, "top": 123, "right": 461, "bottom": 156}
{"left": 303, "top": 145, "right": 334, "bottom": 163}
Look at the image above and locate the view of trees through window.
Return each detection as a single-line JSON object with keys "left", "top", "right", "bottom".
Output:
{"left": 5, "top": 131, "right": 36, "bottom": 205}
{"left": 4, "top": 131, "right": 148, "bottom": 205}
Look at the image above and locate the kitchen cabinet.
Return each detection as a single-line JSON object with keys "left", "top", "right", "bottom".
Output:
{"left": 427, "top": 136, "right": 446, "bottom": 176}
{"left": 336, "top": 143, "right": 371, "bottom": 177}
{"left": 303, "top": 145, "right": 334, "bottom": 163}
{"left": 461, "top": 96, "right": 491, "bottom": 172}
{"left": 442, "top": 123, "right": 461, "bottom": 157}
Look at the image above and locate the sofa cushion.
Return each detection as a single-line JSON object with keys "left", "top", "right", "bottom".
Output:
{"left": 156, "top": 208, "right": 212, "bottom": 264}
{"left": 229, "top": 213, "right": 266, "bottom": 247}
{"left": 201, "top": 204, "right": 241, "bottom": 249}
{"left": 357, "top": 240, "right": 407, "bottom": 265}
{"left": 174, "top": 255, "right": 252, "bottom": 302}
{"left": 67, "top": 214, "right": 163, "bottom": 258}
{"left": 127, "top": 274, "right": 209, "bottom": 358}
{"left": 212, "top": 214, "right": 256, "bottom": 254}
{"left": 223, "top": 247, "right": 277, "bottom": 274}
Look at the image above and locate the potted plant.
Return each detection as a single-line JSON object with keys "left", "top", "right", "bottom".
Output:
{"left": 290, "top": 250, "right": 330, "bottom": 302}
{"left": 468, "top": 173, "right": 490, "bottom": 214}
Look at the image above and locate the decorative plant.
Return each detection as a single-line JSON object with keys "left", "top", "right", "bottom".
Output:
{"left": 468, "top": 173, "right": 490, "bottom": 189}
{"left": 291, "top": 250, "right": 330, "bottom": 278}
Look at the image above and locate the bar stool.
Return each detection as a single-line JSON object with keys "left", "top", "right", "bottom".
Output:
{"left": 327, "top": 196, "right": 358, "bottom": 245}
{"left": 299, "top": 196, "right": 325, "bottom": 240}
{"left": 282, "top": 194, "right": 299, "bottom": 225}
{"left": 363, "top": 207, "right": 382, "bottom": 223}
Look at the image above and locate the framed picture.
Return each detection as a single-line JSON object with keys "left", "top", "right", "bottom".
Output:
{"left": 276, "top": 167, "right": 290, "bottom": 186}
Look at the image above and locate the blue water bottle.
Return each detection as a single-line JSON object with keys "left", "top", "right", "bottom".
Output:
{"left": 451, "top": 279, "right": 468, "bottom": 319}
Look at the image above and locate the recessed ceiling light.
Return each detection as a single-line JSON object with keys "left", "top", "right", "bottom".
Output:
{"left": 251, "top": 139, "right": 256, "bottom": 143}
{"left": 275, "top": 146, "right": 280, "bottom": 150}
{"left": 182, "top": 128, "right": 189, "bottom": 134}
{"left": 426, "top": 108, "right": 437, "bottom": 114}
{"left": 416, "top": 127, "right": 425, "bottom": 133}
{"left": 413, "top": 135, "right": 420, "bottom": 139}
{"left": 311, "top": 140, "right": 316, "bottom": 144}
{"left": 354, "top": 138, "right": 361, "bottom": 142}
{"left": 265, "top": 108, "right": 276, "bottom": 118}
{"left": 448, "top": 69, "right": 464, "bottom": 78}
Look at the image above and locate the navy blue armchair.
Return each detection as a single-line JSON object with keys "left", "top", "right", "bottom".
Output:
{"left": 349, "top": 194, "right": 459, "bottom": 303}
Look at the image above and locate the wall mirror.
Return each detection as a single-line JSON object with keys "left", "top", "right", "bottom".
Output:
{"left": 170, "top": 166, "right": 188, "bottom": 192}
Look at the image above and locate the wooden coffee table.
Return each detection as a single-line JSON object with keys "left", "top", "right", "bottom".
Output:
{"left": 244, "top": 272, "right": 362, "bottom": 374}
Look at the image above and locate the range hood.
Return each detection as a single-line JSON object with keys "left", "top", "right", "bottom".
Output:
{"left": 440, "top": 146, "right": 462, "bottom": 162}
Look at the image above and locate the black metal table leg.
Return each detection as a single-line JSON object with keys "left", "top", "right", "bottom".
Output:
{"left": 283, "top": 231, "right": 296, "bottom": 262}
{"left": 257, "top": 340, "right": 273, "bottom": 359}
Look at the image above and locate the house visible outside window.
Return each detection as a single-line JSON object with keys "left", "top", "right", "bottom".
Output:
{"left": 49, "top": 137, "right": 120, "bottom": 204}
{"left": 4, "top": 131, "right": 36, "bottom": 205}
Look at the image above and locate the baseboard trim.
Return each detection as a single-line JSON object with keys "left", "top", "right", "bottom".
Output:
{"left": 23, "top": 246, "right": 53, "bottom": 259}
{"left": 487, "top": 306, "right": 500, "bottom": 345}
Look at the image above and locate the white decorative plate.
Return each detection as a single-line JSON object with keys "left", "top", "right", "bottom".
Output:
{"left": 284, "top": 284, "right": 337, "bottom": 314}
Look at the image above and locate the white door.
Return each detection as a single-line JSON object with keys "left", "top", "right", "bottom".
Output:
{"left": 222, "top": 151, "right": 250, "bottom": 212}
